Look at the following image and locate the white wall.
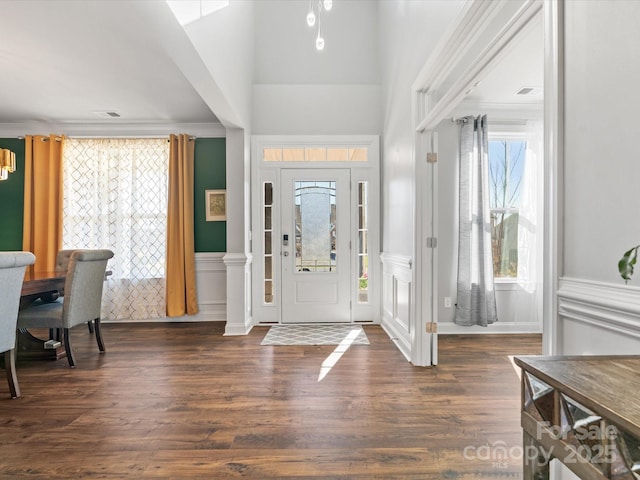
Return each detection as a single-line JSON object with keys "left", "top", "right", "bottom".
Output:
{"left": 252, "top": 0, "right": 381, "bottom": 135}
{"left": 556, "top": 0, "right": 640, "bottom": 356}
{"left": 182, "top": 1, "right": 255, "bottom": 129}
{"left": 253, "top": 85, "right": 380, "bottom": 134}
{"left": 378, "top": 0, "right": 465, "bottom": 257}
{"left": 563, "top": 0, "right": 640, "bottom": 284}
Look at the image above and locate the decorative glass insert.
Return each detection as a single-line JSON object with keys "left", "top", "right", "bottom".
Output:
{"left": 263, "top": 147, "right": 368, "bottom": 162}
{"left": 523, "top": 372, "right": 554, "bottom": 423}
{"left": 615, "top": 428, "right": 640, "bottom": 479}
{"left": 357, "top": 182, "right": 369, "bottom": 303}
{"left": 294, "top": 181, "right": 336, "bottom": 272}
{"left": 264, "top": 182, "right": 274, "bottom": 304}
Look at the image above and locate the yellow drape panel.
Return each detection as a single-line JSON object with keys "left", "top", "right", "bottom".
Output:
{"left": 22, "top": 135, "right": 64, "bottom": 273}
{"left": 166, "top": 134, "right": 198, "bottom": 316}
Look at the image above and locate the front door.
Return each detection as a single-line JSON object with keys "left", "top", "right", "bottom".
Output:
{"left": 280, "top": 169, "right": 351, "bottom": 323}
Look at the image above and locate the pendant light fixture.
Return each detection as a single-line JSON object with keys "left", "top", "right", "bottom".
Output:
{"left": 306, "top": 0, "right": 333, "bottom": 51}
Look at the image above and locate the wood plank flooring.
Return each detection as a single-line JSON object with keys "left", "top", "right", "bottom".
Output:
{"left": 0, "top": 323, "right": 541, "bottom": 479}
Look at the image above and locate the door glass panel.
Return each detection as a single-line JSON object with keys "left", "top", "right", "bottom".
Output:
{"left": 263, "top": 182, "right": 274, "bottom": 304}
{"left": 294, "top": 181, "right": 336, "bottom": 272}
{"left": 358, "top": 181, "right": 369, "bottom": 303}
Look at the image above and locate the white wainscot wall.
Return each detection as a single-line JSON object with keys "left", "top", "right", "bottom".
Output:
{"left": 157, "top": 252, "right": 226, "bottom": 323}
{"left": 380, "top": 253, "right": 412, "bottom": 361}
{"left": 557, "top": 277, "right": 640, "bottom": 355}
{"left": 438, "top": 283, "right": 542, "bottom": 334}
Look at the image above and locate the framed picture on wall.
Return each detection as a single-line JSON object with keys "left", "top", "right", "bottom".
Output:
{"left": 205, "top": 189, "right": 226, "bottom": 221}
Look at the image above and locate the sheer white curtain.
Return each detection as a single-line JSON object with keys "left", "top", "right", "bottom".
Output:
{"left": 455, "top": 115, "right": 498, "bottom": 327}
{"left": 515, "top": 121, "right": 543, "bottom": 325}
{"left": 63, "top": 138, "right": 169, "bottom": 321}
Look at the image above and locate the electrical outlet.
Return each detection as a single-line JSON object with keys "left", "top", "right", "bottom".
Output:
{"left": 444, "top": 297, "right": 452, "bottom": 308}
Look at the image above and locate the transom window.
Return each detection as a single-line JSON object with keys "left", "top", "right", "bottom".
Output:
{"left": 263, "top": 147, "right": 368, "bottom": 162}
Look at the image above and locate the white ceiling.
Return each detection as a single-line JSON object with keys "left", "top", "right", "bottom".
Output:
{"left": 0, "top": 0, "right": 218, "bottom": 126}
{"left": 462, "top": 11, "right": 543, "bottom": 108}
{"left": 0, "top": 0, "right": 542, "bottom": 130}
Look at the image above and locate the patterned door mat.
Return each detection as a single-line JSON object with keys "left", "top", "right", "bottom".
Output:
{"left": 260, "top": 324, "right": 370, "bottom": 346}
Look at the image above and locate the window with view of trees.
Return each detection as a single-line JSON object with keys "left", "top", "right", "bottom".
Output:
{"left": 489, "top": 139, "right": 526, "bottom": 279}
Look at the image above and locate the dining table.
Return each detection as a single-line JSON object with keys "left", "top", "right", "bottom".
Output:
{"left": 18, "top": 270, "right": 68, "bottom": 360}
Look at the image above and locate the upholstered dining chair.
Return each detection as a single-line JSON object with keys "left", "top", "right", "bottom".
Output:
{"left": 0, "top": 251, "right": 36, "bottom": 398}
{"left": 55, "top": 249, "right": 95, "bottom": 333}
{"left": 18, "top": 249, "right": 114, "bottom": 368}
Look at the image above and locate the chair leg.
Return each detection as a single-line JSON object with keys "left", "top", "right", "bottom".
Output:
{"left": 87, "top": 321, "right": 94, "bottom": 334}
{"left": 63, "top": 328, "right": 76, "bottom": 368}
{"left": 4, "top": 349, "right": 20, "bottom": 399}
{"left": 94, "top": 318, "right": 105, "bottom": 353}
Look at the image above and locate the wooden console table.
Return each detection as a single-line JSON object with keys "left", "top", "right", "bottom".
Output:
{"left": 514, "top": 356, "right": 640, "bottom": 480}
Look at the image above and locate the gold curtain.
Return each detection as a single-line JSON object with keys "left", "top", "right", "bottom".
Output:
{"left": 22, "top": 135, "right": 65, "bottom": 273}
{"left": 166, "top": 134, "right": 198, "bottom": 316}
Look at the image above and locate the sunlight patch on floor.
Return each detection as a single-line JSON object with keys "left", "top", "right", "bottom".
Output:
{"left": 318, "top": 328, "right": 363, "bottom": 382}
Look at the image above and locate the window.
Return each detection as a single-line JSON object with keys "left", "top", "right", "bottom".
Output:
{"left": 488, "top": 139, "right": 526, "bottom": 279}
{"left": 263, "top": 147, "right": 368, "bottom": 162}
{"left": 63, "top": 138, "right": 169, "bottom": 320}
{"left": 263, "top": 182, "right": 274, "bottom": 304}
{"left": 357, "top": 181, "right": 369, "bottom": 303}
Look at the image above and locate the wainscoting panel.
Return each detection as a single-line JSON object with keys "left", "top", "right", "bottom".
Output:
{"left": 557, "top": 277, "right": 640, "bottom": 355}
{"left": 193, "top": 252, "right": 227, "bottom": 322}
{"left": 380, "top": 253, "right": 412, "bottom": 361}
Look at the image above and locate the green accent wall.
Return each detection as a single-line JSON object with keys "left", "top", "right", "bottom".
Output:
{"left": 0, "top": 137, "right": 226, "bottom": 253}
{"left": 0, "top": 138, "right": 25, "bottom": 250}
{"left": 194, "top": 137, "right": 226, "bottom": 252}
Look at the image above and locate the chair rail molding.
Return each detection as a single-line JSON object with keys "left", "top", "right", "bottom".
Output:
{"left": 557, "top": 277, "right": 640, "bottom": 339}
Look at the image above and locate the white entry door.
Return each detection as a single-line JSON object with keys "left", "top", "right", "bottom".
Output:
{"left": 280, "top": 169, "right": 351, "bottom": 323}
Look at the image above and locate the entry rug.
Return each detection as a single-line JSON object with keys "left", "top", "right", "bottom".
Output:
{"left": 261, "top": 324, "right": 370, "bottom": 346}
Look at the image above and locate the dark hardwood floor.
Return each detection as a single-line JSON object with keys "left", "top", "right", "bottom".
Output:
{"left": 0, "top": 323, "right": 541, "bottom": 479}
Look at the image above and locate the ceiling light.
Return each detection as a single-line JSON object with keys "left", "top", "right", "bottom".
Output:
{"left": 323, "top": 0, "right": 332, "bottom": 11}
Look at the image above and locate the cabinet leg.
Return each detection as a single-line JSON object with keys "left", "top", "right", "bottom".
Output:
{"left": 523, "top": 431, "right": 550, "bottom": 480}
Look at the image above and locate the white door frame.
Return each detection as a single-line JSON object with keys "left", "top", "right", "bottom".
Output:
{"left": 250, "top": 135, "right": 381, "bottom": 326}
{"left": 409, "top": 0, "right": 560, "bottom": 366}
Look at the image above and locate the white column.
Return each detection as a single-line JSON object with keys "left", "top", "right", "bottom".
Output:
{"left": 223, "top": 128, "right": 253, "bottom": 335}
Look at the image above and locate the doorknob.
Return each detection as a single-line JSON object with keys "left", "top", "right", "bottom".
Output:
{"left": 283, "top": 251, "right": 289, "bottom": 257}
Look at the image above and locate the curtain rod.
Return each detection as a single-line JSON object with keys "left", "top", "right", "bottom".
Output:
{"left": 15, "top": 135, "right": 196, "bottom": 141}
{"left": 451, "top": 117, "right": 529, "bottom": 127}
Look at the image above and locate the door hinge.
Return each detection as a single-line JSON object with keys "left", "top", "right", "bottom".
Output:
{"left": 426, "top": 322, "right": 437, "bottom": 333}
{"left": 426, "top": 237, "right": 437, "bottom": 248}
{"left": 426, "top": 152, "right": 438, "bottom": 164}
